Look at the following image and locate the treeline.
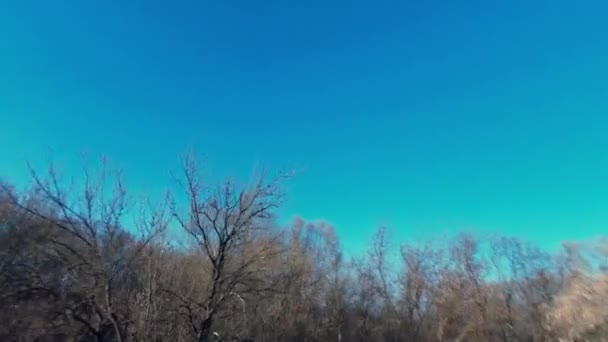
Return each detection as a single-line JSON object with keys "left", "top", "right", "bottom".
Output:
{"left": 1, "top": 158, "right": 607, "bottom": 342}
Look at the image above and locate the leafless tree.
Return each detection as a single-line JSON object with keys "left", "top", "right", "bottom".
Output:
{"left": 168, "top": 156, "right": 287, "bottom": 342}
{"left": 1, "top": 159, "right": 168, "bottom": 342}
{"left": 398, "top": 240, "right": 441, "bottom": 341}
{"left": 546, "top": 239, "right": 608, "bottom": 341}
{"left": 3, "top": 154, "right": 608, "bottom": 342}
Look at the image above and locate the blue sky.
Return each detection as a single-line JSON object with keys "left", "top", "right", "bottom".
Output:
{"left": 2, "top": 0, "right": 608, "bottom": 253}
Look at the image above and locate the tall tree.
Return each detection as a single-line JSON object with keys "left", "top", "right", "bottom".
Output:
{"left": 169, "top": 156, "right": 286, "bottom": 342}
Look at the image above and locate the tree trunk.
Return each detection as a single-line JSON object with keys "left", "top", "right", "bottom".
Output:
{"left": 109, "top": 316, "right": 124, "bottom": 342}
{"left": 197, "top": 316, "right": 214, "bottom": 342}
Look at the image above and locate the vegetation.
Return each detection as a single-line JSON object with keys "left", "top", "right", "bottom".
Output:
{"left": 1, "top": 157, "right": 607, "bottom": 342}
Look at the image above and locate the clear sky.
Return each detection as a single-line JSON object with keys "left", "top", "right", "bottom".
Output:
{"left": 2, "top": 0, "right": 608, "bottom": 253}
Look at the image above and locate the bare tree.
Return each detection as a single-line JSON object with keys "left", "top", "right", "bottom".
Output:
{"left": 546, "top": 239, "right": 608, "bottom": 341}
{"left": 169, "top": 156, "right": 287, "bottom": 342}
{"left": 6, "top": 154, "right": 608, "bottom": 342}
{"left": 398, "top": 240, "right": 442, "bottom": 341}
{"left": 1, "top": 160, "right": 168, "bottom": 342}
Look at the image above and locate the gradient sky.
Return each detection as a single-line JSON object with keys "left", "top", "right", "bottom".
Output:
{"left": 2, "top": 0, "right": 608, "bottom": 253}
